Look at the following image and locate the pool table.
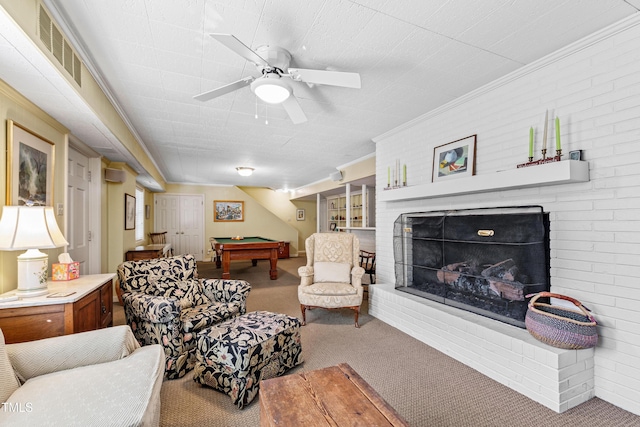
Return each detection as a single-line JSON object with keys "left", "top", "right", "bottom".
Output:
{"left": 210, "top": 237, "right": 285, "bottom": 280}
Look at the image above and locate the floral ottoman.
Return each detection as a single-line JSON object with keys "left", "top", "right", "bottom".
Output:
{"left": 193, "top": 310, "right": 303, "bottom": 408}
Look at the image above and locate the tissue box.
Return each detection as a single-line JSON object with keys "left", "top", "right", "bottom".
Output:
{"left": 52, "top": 262, "right": 80, "bottom": 281}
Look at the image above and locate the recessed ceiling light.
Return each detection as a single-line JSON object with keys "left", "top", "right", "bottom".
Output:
{"left": 236, "top": 167, "right": 254, "bottom": 176}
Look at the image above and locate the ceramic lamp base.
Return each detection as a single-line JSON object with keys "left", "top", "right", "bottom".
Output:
{"left": 16, "top": 249, "right": 49, "bottom": 298}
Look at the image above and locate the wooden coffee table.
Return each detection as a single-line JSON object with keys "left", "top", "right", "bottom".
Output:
{"left": 259, "top": 363, "right": 408, "bottom": 426}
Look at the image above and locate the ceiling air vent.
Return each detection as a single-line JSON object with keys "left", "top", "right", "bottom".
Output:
{"left": 38, "top": 4, "right": 82, "bottom": 86}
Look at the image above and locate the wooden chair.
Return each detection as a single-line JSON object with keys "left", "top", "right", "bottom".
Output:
{"left": 148, "top": 231, "right": 167, "bottom": 244}
{"left": 359, "top": 250, "right": 376, "bottom": 285}
{"left": 149, "top": 231, "right": 173, "bottom": 256}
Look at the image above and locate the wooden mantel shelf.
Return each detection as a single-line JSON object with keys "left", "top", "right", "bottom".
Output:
{"left": 379, "top": 160, "right": 589, "bottom": 203}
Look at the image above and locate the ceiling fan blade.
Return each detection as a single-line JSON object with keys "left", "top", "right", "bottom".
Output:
{"left": 210, "top": 33, "right": 269, "bottom": 67}
{"left": 282, "top": 95, "right": 307, "bottom": 124}
{"left": 193, "top": 77, "right": 254, "bottom": 102}
{"left": 288, "top": 68, "right": 361, "bottom": 89}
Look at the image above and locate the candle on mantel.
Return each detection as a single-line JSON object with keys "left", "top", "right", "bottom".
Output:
{"left": 555, "top": 116, "right": 561, "bottom": 151}
{"left": 403, "top": 164, "right": 407, "bottom": 184}
{"left": 542, "top": 110, "right": 548, "bottom": 153}
{"left": 387, "top": 167, "right": 390, "bottom": 187}
{"left": 529, "top": 127, "right": 534, "bottom": 158}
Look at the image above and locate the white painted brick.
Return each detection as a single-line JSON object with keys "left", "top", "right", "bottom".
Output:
{"left": 559, "top": 360, "right": 589, "bottom": 382}
{"left": 372, "top": 16, "right": 640, "bottom": 415}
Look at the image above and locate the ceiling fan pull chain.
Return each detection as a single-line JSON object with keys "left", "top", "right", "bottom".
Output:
{"left": 255, "top": 96, "right": 258, "bottom": 119}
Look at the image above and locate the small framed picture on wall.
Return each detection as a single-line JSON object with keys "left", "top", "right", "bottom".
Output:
{"left": 125, "top": 193, "right": 135, "bottom": 230}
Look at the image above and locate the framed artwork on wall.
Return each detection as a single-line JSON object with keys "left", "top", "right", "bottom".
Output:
{"left": 125, "top": 193, "right": 135, "bottom": 230}
{"left": 432, "top": 134, "right": 476, "bottom": 182}
{"left": 296, "top": 209, "right": 305, "bottom": 221}
{"left": 6, "top": 120, "right": 55, "bottom": 206}
{"left": 214, "top": 200, "right": 244, "bottom": 222}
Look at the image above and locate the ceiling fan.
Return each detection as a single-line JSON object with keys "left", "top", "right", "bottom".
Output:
{"left": 193, "top": 34, "right": 361, "bottom": 124}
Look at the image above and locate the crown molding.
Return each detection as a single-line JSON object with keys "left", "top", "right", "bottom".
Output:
{"left": 373, "top": 13, "right": 640, "bottom": 143}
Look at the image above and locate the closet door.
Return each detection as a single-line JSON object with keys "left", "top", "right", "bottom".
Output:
{"left": 67, "top": 148, "right": 89, "bottom": 270}
{"left": 155, "top": 194, "right": 204, "bottom": 260}
{"left": 179, "top": 195, "right": 204, "bottom": 258}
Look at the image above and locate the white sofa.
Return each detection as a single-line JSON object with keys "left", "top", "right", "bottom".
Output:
{"left": 0, "top": 325, "right": 164, "bottom": 426}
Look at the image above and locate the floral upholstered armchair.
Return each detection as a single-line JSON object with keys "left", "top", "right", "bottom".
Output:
{"left": 117, "top": 254, "right": 251, "bottom": 379}
{"left": 298, "top": 233, "right": 365, "bottom": 327}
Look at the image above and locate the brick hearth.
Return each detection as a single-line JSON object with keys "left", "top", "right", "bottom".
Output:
{"left": 369, "top": 284, "right": 595, "bottom": 413}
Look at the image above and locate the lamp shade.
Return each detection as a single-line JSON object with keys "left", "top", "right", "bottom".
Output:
{"left": 251, "top": 74, "right": 291, "bottom": 104}
{"left": 0, "top": 206, "right": 68, "bottom": 250}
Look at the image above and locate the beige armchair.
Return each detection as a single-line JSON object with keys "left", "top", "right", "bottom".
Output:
{"left": 298, "top": 233, "right": 365, "bottom": 327}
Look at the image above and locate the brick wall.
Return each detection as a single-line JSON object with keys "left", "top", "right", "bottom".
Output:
{"left": 372, "top": 15, "right": 640, "bottom": 415}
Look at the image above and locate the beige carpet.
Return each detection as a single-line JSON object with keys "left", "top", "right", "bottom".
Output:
{"left": 114, "top": 257, "right": 640, "bottom": 427}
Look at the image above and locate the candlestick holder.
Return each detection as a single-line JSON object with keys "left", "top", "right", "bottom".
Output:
{"left": 556, "top": 149, "right": 562, "bottom": 158}
{"left": 517, "top": 153, "right": 563, "bottom": 169}
{"left": 541, "top": 149, "right": 547, "bottom": 159}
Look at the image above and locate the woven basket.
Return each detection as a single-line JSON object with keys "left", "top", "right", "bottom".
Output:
{"left": 525, "top": 292, "right": 597, "bottom": 349}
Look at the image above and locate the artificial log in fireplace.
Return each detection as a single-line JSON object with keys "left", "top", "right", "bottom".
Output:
{"left": 393, "top": 206, "right": 550, "bottom": 328}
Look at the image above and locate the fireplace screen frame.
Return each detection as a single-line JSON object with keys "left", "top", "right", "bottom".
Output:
{"left": 394, "top": 206, "right": 550, "bottom": 328}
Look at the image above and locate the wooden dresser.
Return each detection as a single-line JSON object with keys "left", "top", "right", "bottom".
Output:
{"left": 0, "top": 274, "right": 114, "bottom": 344}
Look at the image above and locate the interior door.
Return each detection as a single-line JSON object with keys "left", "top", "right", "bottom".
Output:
{"left": 179, "top": 195, "right": 204, "bottom": 258}
{"left": 155, "top": 194, "right": 204, "bottom": 260}
{"left": 67, "top": 148, "right": 89, "bottom": 271}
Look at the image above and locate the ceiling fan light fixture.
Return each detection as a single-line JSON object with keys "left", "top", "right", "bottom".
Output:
{"left": 251, "top": 74, "right": 291, "bottom": 104}
{"left": 236, "top": 167, "right": 254, "bottom": 177}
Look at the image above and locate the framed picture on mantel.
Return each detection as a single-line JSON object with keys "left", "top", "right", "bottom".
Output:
{"left": 432, "top": 134, "right": 476, "bottom": 182}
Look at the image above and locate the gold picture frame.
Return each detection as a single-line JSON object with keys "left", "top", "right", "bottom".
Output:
{"left": 214, "top": 200, "right": 244, "bottom": 222}
{"left": 6, "top": 120, "right": 55, "bottom": 206}
{"left": 432, "top": 134, "right": 476, "bottom": 182}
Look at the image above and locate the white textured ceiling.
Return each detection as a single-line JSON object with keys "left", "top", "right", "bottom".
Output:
{"left": 2, "top": 1, "right": 638, "bottom": 191}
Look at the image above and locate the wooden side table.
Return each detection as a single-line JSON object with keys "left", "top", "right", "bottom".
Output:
{"left": 0, "top": 274, "right": 115, "bottom": 344}
{"left": 125, "top": 243, "right": 172, "bottom": 261}
{"left": 259, "top": 363, "right": 408, "bottom": 426}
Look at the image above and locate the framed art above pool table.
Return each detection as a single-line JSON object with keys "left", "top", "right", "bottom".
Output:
{"left": 214, "top": 200, "right": 244, "bottom": 222}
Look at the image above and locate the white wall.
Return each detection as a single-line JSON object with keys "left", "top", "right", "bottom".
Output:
{"left": 373, "top": 15, "right": 640, "bottom": 415}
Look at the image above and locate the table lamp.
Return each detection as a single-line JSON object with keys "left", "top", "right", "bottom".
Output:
{"left": 0, "top": 205, "right": 68, "bottom": 297}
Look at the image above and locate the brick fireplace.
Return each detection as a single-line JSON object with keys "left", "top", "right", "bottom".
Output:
{"left": 368, "top": 14, "right": 640, "bottom": 417}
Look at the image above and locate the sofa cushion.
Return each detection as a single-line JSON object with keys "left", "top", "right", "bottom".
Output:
{"left": 0, "top": 330, "right": 20, "bottom": 403}
{"left": 7, "top": 325, "right": 140, "bottom": 382}
{"left": 301, "top": 282, "right": 358, "bottom": 296}
{"left": 313, "top": 262, "right": 351, "bottom": 283}
{"left": 0, "top": 345, "right": 165, "bottom": 427}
